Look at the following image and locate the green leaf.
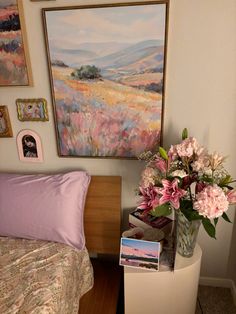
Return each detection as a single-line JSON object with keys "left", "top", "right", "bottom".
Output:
{"left": 159, "top": 147, "right": 168, "bottom": 160}
{"left": 150, "top": 204, "right": 172, "bottom": 217}
{"left": 200, "top": 176, "right": 214, "bottom": 183}
{"left": 181, "top": 207, "right": 202, "bottom": 221}
{"left": 182, "top": 128, "right": 188, "bottom": 140}
{"left": 222, "top": 212, "right": 232, "bottom": 223}
{"left": 202, "top": 218, "right": 216, "bottom": 239}
{"left": 214, "top": 218, "right": 219, "bottom": 226}
{"left": 180, "top": 199, "right": 193, "bottom": 209}
{"left": 219, "top": 175, "right": 232, "bottom": 186}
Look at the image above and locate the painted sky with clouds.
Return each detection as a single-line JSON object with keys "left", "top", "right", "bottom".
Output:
{"left": 121, "top": 238, "right": 160, "bottom": 258}
{"left": 45, "top": 4, "right": 166, "bottom": 49}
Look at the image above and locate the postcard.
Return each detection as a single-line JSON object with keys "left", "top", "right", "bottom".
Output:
{"left": 119, "top": 238, "right": 160, "bottom": 271}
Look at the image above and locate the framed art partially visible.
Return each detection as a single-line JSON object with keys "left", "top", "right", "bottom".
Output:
{"left": 17, "top": 129, "right": 43, "bottom": 162}
{"left": 0, "top": 0, "right": 33, "bottom": 86}
{"left": 16, "top": 98, "right": 49, "bottom": 121}
{"left": 43, "top": 1, "right": 169, "bottom": 158}
{"left": 0, "top": 106, "right": 13, "bottom": 137}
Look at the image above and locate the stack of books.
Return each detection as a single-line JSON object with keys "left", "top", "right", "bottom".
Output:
{"left": 129, "top": 208, "right": 173, "bottom": 235}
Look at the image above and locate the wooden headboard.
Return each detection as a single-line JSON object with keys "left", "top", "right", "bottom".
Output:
{"left": 84, "top": 176, "right": 121, "bottom": 255}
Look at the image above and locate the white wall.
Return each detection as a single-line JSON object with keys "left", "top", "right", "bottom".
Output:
{"left": 0, "top": 0, "right": 236, "bottom": 280}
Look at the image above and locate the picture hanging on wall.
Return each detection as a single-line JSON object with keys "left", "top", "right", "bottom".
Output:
{"left": 0, "top": 0, "right": 33, "bottom": 86}
{"left": 0, "top": 106, "right": 13, "bottom": 137}
{"left": 16, "top": 98, "right": 49, "bottom": 121}
{"left": 42, "top": 1, "right": 169, "bottom": 158}
{"left": 17, "top": 129, "right": 43, "bottom": 162}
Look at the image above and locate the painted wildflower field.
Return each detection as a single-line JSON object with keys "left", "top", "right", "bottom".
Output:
{"left": 44, "top": 3, "right": 167, "bottom": 157}
{"left": 0, "top": 1, "right": 29, "bottom": 86}
{"left": 53, "top": 66, "right": 162, "bottom": 157}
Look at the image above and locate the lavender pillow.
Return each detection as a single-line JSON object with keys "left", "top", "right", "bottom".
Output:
{"left": 0, "top": 171, "right": 91, "bottom": 250}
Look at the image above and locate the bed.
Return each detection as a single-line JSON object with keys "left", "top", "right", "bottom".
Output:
{"left": 0, "top": 173, "right": 121, "bottom": 314}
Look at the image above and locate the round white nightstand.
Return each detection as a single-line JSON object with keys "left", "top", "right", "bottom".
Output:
{"left": 124, "top": 244, "right": 202, "bottom": 314}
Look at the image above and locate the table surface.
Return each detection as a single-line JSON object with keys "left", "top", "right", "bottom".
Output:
{"left": 124, "top": 244, "right": 202, "bottom": 274}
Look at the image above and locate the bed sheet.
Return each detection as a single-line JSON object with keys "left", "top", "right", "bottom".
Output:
{"left": 0, "top": 237, "right": 93, "bottom": 314}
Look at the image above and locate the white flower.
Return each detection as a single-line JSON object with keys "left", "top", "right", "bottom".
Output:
{"left": 141, "top": 167, "right": 156, "bottom": 188}
{"left": 171, "top": 170, "right": 187, "bottom": 178}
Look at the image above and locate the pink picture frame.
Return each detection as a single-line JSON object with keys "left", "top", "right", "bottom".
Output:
{"left": 17, "top": 129, "right": 43, "bottom": 162}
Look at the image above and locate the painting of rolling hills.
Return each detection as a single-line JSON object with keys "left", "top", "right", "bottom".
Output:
{"left": 120, "top": 238, "right": 160, "bottom": 271}
{"left": 43, "top": 2, "right": 168, "bottom": 157}
{"left": 0, "top": 0, "right": 31, "bottom": 86}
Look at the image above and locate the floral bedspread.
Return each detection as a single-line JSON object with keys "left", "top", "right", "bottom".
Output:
{"left": 0, "top": 237, "right": 93, "bottom": 314}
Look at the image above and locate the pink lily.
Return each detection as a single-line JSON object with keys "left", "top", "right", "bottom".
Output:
{"left": 158, "top": 178, "right": 186, "bottom": 209}
{"left": 138, "top": 185, "right": 160, "bottom": 213}
{"left": 226, "top": 189, "right": 236, "bottom": 204}
{"left": 153, "top": 156, "right": 167, "bottom": 173}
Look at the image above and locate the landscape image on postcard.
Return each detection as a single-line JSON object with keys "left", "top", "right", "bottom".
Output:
{"left": 44, "top": 3, "right": 167, "bottom": 157}
{"left": 120, "top": 238, "right": 160, "bottom": 271}
{"left": 0, "top": 0, "right": 29, "bottom": 86}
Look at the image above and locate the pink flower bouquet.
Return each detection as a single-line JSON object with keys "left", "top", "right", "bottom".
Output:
{"left": 137, "top": 128, "right": 236, "bottom": 238}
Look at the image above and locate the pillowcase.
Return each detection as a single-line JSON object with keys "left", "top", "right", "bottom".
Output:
{"left": 0, "top": 171, "right": 91, "bottom": 250}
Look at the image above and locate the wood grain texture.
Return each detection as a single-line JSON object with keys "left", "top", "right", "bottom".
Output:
{"left": 84, "top": 176, "right": 121, "bottom": 254}
{"left": 79, "top": 259, "right": 122, "bottom": 314}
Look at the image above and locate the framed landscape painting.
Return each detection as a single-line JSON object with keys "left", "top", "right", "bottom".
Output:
{"left": 43, "top": 1, "right": 168, "bottom": 158}
{"left": 0, "top": 0, "right": 32, "bottom": 86}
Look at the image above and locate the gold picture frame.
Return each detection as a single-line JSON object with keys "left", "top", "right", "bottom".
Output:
{"left": 16, "top": 98, "right": 49, "bottom": 121}
{"left": 42, "top": 1, "right": 169, "bottom": 158}
{"left": 0, "top": 106, "right": 13, "bottom": 137}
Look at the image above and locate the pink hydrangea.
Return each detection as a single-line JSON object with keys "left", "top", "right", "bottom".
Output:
{"left": 157, "top": 178, "right": 186, "bottom": 209}
{"left": 138, "top": 185, "right": 160, "bottom": 212}
{"left": 192, "top": 153, "right": 209, "bottom": 172}
{"left": 172, "top": 137, "right": 205, "bottom": 159}
{"left": 194, "top": 185, "right": 229, "bottom": 219}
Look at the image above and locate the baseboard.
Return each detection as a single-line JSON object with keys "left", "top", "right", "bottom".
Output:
{"left": 200, "top": 276, "right": 236, "bottom": 306}
{"left": 231, "top": 280, "right": 236, "bottom": 306}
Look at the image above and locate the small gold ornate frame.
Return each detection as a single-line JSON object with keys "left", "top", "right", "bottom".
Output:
{"left": 0, "top": 106, "right": 13, "bottom": 137}
{"left": 16, "top": 98, "right": 49, "bottom": 121}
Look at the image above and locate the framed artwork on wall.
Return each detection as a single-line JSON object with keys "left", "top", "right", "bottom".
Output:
{"left": 42, "top": 1, "right": 169, "bottom": 158}
{"left": 0, "top": 0, "right": 33, "bottom": 86}
{"left": 17, "top": 129, "right": 43, "bottom": 162}
{"left": 16, "top": 98, "right": 49, "bottom": 121}
{"left": 0, "top": 106, "right": 13, "bottom": 137}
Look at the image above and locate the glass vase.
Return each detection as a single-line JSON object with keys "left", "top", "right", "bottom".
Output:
{"left": 176, "top": 210, "right": 201, "bottom": 258}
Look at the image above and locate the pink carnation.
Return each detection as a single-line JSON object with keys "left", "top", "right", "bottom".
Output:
{"left": 194, "top": 185, "right": 229, "bottom": 219}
